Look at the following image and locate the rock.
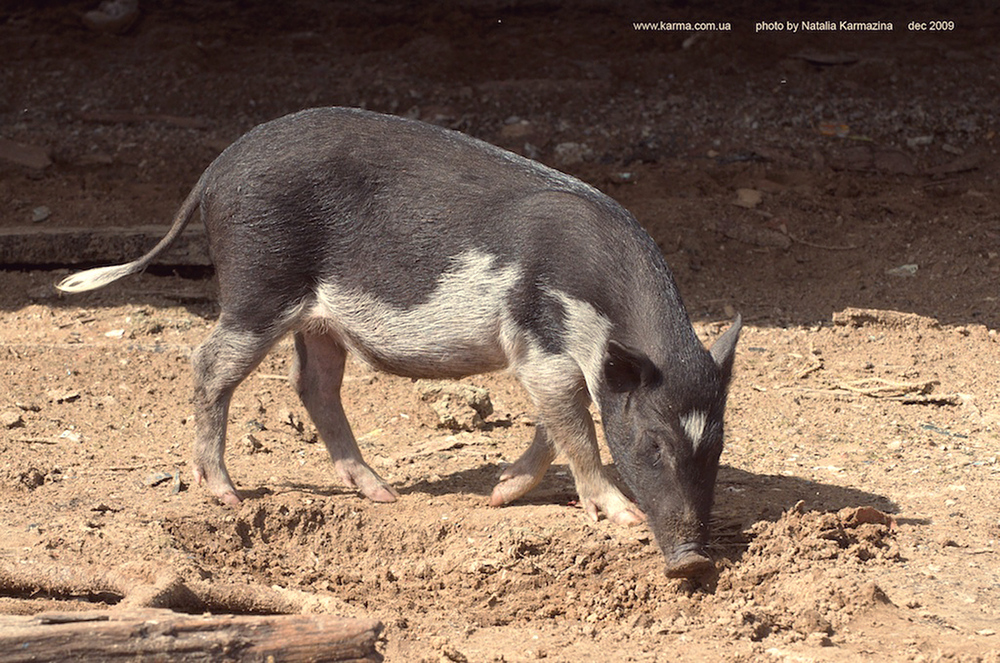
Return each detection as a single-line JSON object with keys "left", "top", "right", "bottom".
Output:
{"left": 31, "top": 206, "right": 51, "bottom": 223}
{"left": 499, "top": 120, "right": 534, "bottom": 139}
{"left": 906, "top": 135, "right": 934, "bottom": 148}
{"left": 609, "top": 171, "right": 637, "bottom": 184}
{"left": 553, "top": 142, "right": 592, "bottom": 166}
{"left": 58, "top": 430, "right": 82, "bottom": 443}
{"left": 82, "top": 0, "right": 140, "bottom": 34}
{"left": 793, "top": 608, "right": 832, "bottom": 636}
{"left": 47, "top": 390, "right": 81, "bottom": 404}
{"left": 415, "top": 380, "right": 493, "bottom": 431}
{"left": 17, "top": 468, "right": 46, "bottom": 490}
{"left": 1, "top": 411, "right": 24, "bottom": 429}
{"left": 241, "top": 434, "right": 268, "bottom": 454}
{"left": 146, "top": 471, "right": 175, "bottom": 487}
{"left": 885, "top": 263, "right": 918, "bottom": 277}
{"left": 839, "top": 505, "right": 895, "bottom": 528}
{"left": 734, "top": 188, "right": 763, "bottom": 209}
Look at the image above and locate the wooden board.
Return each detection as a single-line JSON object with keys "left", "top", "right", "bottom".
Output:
{"left": 0, "top": 608, "right": 383, "bottom": 662}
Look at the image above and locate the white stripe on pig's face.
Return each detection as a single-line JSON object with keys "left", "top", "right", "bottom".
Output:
{"left": 679, "top": 409, "right": 709, "bottom": 449}
{"left": 307, "top": 249, "right": 523, "bottom": 378}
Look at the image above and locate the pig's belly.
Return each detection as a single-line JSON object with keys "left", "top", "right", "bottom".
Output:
{"left": 304, "top": 252, "right": 523, "bottom": 379}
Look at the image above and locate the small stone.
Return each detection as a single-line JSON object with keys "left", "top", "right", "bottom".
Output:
{"left": 18, "top": 468, "right": 46, "bottom": 490}
{"left": 1, "top": 411, "right": 24, "bottom": 429}
{"left": 146, "top": 471, "right": 175, "bottom": 487}
{"left": 553, "top": 141, "right": 592, "bottom": 165}
{"left": 415, "top": 381, "right": 493, "bottom": 431}
{"left": 734, "top": 188, "right": 763, "bottom": 209}
{"left": 31, "top": 206, "right": 51, "bottom": 223}
{"left": 499, "top": 120, "right": 533, "bottom": 139}
{"left": 885, "top": 264, "right": 918, "bottom": 278}
{"left": 48, "top": 390, "right": 81, "bottom": 404}
{"left": 610, "top": 171, "right": 637, "bottom": 184}
{"left": 441, "top": 646, "right": 468, "bottom": 663}
{"left": 82, "top": 0, "right": 139, "bottom": 34}
{"left": 805, "top": 632, "right": 834, "bottom": 647}
{"left": 242, "top": 434, "right": 267, "bottom": 454}
{"left": 906, "top": 135, "right": 934, "bottom": 148}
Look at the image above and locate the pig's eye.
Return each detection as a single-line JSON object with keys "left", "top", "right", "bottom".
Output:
{"left": 642, "top": 434, "right": 665, "bottom": 466}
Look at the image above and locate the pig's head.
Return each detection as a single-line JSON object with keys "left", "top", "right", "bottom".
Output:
{"left": 598, "top": 317, "right": 741, "bottom": 578}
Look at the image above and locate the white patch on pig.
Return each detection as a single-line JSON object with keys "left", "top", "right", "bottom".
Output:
{"left": 545, "top": 289, "right": 611, "bottom": 404}
{"left": 307, "top": 249, "right": 522, "bottom": 378}
{"left": 680, "top": 410, "right": 708, "bottom": 448}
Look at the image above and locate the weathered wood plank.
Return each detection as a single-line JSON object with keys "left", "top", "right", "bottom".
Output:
{"left": 0, "top": 609, "right": 383, "bottom": 662}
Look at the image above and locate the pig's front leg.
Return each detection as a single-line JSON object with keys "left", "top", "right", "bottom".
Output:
{"left": 291, "top": 332, "right": 398, "bottom": 503}
{"left": 508, "top": 357, "right": 646, "bottom": 526}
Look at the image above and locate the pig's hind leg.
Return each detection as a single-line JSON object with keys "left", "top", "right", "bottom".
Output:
{"left": 191, "top": 319, "right": 286, "bottom": 506}
{"left": 488, "top": 425, "right": 556, "bottom": 507}
{"left": 291, "top": 332, "right": 398, "bottom": 503}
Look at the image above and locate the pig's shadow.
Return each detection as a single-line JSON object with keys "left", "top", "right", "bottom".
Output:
{"left": 394, "top": 461, "right": 904, "bottom": 572}
{"left": 291, "top": 460, "right": 899, "bottom": 531}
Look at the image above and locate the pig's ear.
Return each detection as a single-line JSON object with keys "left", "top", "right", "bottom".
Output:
{"left": 709, "top": 314, "right": 742, "bottom": 385}
{"left": 604, "top": 340, "right": 659, "bottom": 393}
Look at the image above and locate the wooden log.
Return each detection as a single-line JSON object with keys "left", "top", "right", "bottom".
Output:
{"left": 0, "top": 559, "right": 357, "bottom": 616}
{"left": 0, "top": 225, "right": 210, "bottom": 267}
{"left": 0, "top": 609, "right": 383, "bottom": 663}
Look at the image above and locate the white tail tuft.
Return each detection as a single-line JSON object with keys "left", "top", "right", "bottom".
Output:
{"left": 56, "top": 262, "right": 140, "bottom": 293}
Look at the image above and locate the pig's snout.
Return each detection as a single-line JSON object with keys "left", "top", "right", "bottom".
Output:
{"left": 663, "top": 541, "right": 714, "bottom": 579}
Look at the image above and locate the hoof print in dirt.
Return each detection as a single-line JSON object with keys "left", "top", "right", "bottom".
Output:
{"left": 415, "top": 380, "right": 494, "bottom": 431}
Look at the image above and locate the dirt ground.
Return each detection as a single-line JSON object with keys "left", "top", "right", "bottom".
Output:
{"left": 2, "top": 2, "right": 999, "bottom": 661}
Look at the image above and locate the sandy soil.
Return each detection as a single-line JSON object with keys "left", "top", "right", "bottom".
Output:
{"left": 2, "top": 2, "right": 999, "bottom": 661}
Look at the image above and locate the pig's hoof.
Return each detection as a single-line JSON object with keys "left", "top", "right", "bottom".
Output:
{"left": 362, "top": 484, "right": 399, "bottom": 503}
{"left": 216, "top": 490, "right": 243, "bottom": 507}
{"left": 488, "top": 468, "right": 545, "bottom": 506}
{"left": 609, "top": 506, "right": 646, "bottom": 527}
{"left": 664, "top": 547, "right": 714, "bottom": 578}
{"left": 581, "top": 492, "right": 646, "bottom": 526}
{"left": 335, "top": 460, "right": 399, "bottom": 503}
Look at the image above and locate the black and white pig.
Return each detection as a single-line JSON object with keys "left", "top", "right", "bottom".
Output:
{"left": 57, "top": 107, "right": 741, "bottom": 578}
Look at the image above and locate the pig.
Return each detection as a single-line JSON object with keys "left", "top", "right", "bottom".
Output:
{"left": 57, "top": 107, "right": 741, "bottom": 578}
